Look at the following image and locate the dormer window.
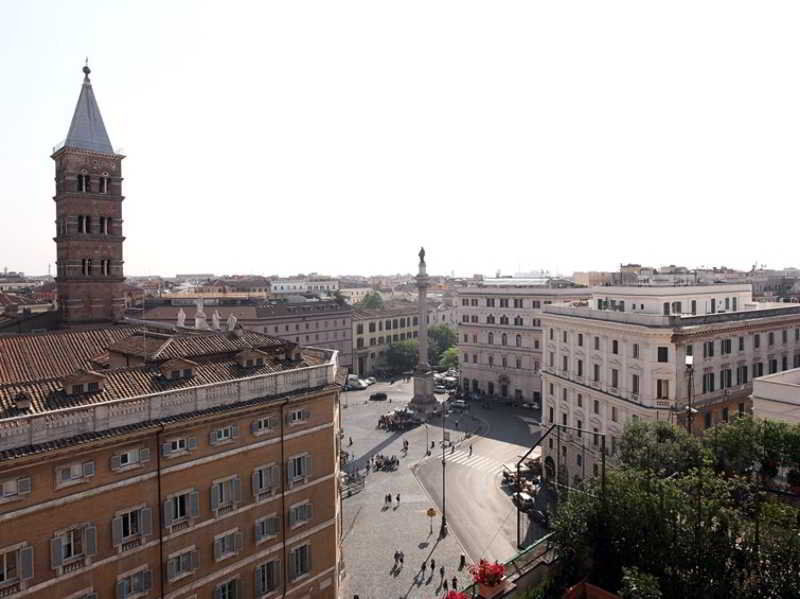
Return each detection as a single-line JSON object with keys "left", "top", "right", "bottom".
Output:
{"left": 159, "top": 359, "right": 197, "bottom": 381}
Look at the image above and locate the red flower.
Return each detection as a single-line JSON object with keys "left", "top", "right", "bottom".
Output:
{"left": 468, "top": 559, "right": 506, "bottom": 585}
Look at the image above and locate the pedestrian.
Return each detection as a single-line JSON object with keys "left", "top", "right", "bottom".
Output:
{"left": 349, "top": 436, "right": 353, "bottom": 446}
{"left": 421, "top": 561, "right": 427, "bottom": 576}
{"left": 460, "top": 553, "right": 466, "bottom": 569}
{"left": 443, "top": 579, "right": 448, "bottom": 592}
{"left": 399, "top": 551, "right": 404, "bottom": 567}
{"left": 440, "top": 566, "right": 445, "bottom": 580}
{"left": 469, "top": 445, "right": 473, "bottom": 457}
{"left": 394, "top": 550, "right": 399, "bottom": 565}
{"left": 452, "top": 576, "right": 458, "bottom": 590}
{"left": 430, "top": 558, "right": 435, "bottom": 572}
{"left": 396, "top": 493, "right": 400, "bottom": 505}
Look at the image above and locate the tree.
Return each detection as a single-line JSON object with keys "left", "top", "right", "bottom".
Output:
{"left": 618, "top": 420, "right": 708, "bottom": 476}
{"left": 619, "top": 567, "right": 662, "bottom": 599}
{"left": 428, "top": 324, "right": 457, "bottom": 366}
{"left": 384, "top": 340, "right": 417, "bottom": 373}
{"left": 357, "top": 292, "right": 383, "bottom": 310}
{"left": 439, "top": 346, "right": 459, "bottom": 370}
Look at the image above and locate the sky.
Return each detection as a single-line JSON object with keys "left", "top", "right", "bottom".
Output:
{"left": 1, "top": 1, "right": 799, "bottom": 279}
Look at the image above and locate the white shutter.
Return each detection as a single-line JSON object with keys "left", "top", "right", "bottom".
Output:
{"left": 112, "top": 516, "right": 123, "bottom": 546}
{"left": 111, "top": 455, "right": 122, "bottom": 471}
{"left": 161, "top": 442, "right": 171, "bottom": 457}
{"left": 85, "top": 524, "right": 97, "bottom": 556}
{"left": 16, "top": 476, "right": 31, "bottom": 495}
{"left": 167, "top": 558, "right": 177, "bottom": 581}
{"left": 139, "top": 447, "right": 151, "bottom": 463}
{"left": 163, "top": 498, "right": 174, "bottom": 527}
{"left": 231, "top": 423, "right": 239, "bottom": 439}
{"left": 82, "top": 461, "right": 95, "bottom": 477}
{"left": 252, "top": 470, "right": 261, "bottom": 497}
{"left": 50, "top": 536, "right": 64, "bottom": 568}
{"left": 188, "top": 437, "right": 198, "bottom": 450}
{"left": 140, "top": 507, "right": 152, "bottom": 536}
{"left": 232, "top": 477, "right": 241, "bottom": 504}
{"left": 189, "top": 490, "right": 200, "bottom": 517}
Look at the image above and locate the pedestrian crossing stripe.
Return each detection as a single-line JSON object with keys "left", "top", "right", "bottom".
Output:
{"left": 444, "top": 451, "right": 507, "bottom": 474}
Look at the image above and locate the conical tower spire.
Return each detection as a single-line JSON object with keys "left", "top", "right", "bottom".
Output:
{"left": 63, "top": 62, "right": 114, "bottom": 154}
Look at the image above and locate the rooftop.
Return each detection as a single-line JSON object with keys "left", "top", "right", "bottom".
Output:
{"left": 58, "top": 64, "right": 115, "bottom": 155}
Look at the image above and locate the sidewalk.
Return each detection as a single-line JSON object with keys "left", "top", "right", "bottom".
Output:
{"left": 341, "top": 392, "right": 474, "bottom": 599}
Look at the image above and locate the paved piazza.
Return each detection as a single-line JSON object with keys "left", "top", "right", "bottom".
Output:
{"left": 340, "top": 379, "right": 544, "bottom": 598}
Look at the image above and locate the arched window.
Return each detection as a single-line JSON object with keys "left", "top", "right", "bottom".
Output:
{"left": 502, "top": 356, "right": 507, "bottom": 368}
{"left": 516, "top": 335, "right": 522, "bottom": 347}
{"left": 501, "top": 333, "right": 508, "bottom": 346}
{"left": 514, "top": 316, "right": 523, "bottom": 326}
{"left": 488, "top": 332, "right": 494, "bottom": 345}
{"left": 486, "top": 314, "right": 495, "bottom": 324}
{"left": 500, "top": 315, "right": 509, "bottom": 325}
{"left": 488, "top": 355, "right": 494, "bottom": 367}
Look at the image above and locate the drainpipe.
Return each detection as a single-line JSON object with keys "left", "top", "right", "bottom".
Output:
{"left": 156, "top": 423, "right": 165, "bottom": 598}
{"left": 280, "top": 399, "right": 288, "bottom": 597}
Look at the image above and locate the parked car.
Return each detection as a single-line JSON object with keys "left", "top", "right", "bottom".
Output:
{"left": 522, "top": 401, "right": 540, "bottom": 410}
{"left": 365, "top": 377, "right": 377, "bottom": 385}
{"left": 342, "top": 384, "right": 352, "bottom": 391}
{"left": 434, "top": 385, "right": 447, "bottom": 393}
{"left": 369, "top": 392, "right": 388, "bottom": 401}
{"left": 512, "top": 492, "right": 535, "bottom": 511}
{"left": 451, "top": 400, "right": 468, "bottom": 411}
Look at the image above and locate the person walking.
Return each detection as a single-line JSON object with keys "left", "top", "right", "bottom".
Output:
{"left": 399, "top": 551, "right": 404, "bottom": 568}
{"left": 443, "top": 579, "right": 449, "bottom": 592}
{"left": 421, "top": 561, "right": 427, "bottom": 577}
{"left": 394, "top": 550, "right": 399, "bottom": 566}
{"left": 452, "top": 576, "right": 458, "bottom": 590}
{"left": 469, "top": 445, "right": 473, "bottom": 457}
{"left": 430, "top": 558, "right": 435, "bottom": 572}
{"left": 440, "top": 565, "right": 445, "bottom": 580}
{"left": 396, "top": 493, "right": 400, "bottom": 505}
{"left": 348, "top": 436, "right": 353, "bottom": 446}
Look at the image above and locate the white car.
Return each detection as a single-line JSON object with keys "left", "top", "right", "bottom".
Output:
{"left": 365, "top": 377, "right": 377, "bottom": 385}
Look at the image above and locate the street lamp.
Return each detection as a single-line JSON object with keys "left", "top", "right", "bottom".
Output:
{"left": 685, "top": 355, "right": 696, "bottom": 434}
{"left": 440, "top": 398, "right": 448, "bottom": 537}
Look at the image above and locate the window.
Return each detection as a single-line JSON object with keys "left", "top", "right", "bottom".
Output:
{"left": 769, "top": 359, "right": 778, "bottom": 374}
{"left": 562, "top": 355, "right": 568, "bottom": 371}
{"left": 486, "top": 298, "right": 495, "bottom": 307}
{"left": 577, "top": 333, "right": 583, "bottom": 347}
{"left": 704, "top": 412, "right": 712, "bottom": 429}
{"left": 210, "top": 424, "right": 239, "bottom": 446}
{"left": 255, "top": 516, "right": 280, "bottom": 543}
{"left": 116, "top": 569, "right": 152, "bottom": 599}
{"left": 612, "top": 340, "right": 618, "bottom": 355}
{"left": 252, "top": 464, "right": 279, "bottom": 499}
{"left": 532, "top": 300, "right": 541, "bottom": 308}
{"left": 632, "top": 343, "right": 639, "bottom": 359}
{"left": 288, "top": 409, "right": 310, "bottom": 426}
{"left": 657, "top": 347, "right": 669, "bottom": 362}
{"left": 594, "top": 336, "right": 600, "bottom": 350}
{"left": 111, "top": 447, "right": 150, "bottom": 471}
{"left": 703, "top": 340, "right": 715, "bottom": 358}
{"left": 500, "top": 316, "right": 509, "bottom": 326}
{"left": 702, "top": 372, "right": 715, "bottom": 394}
{"left": 562, "top": 388, "right": 567, "bottom": 402}
{"left": 515, "top": 334, "right": 521, "bottom": 347}
{"left": 211, "top": 476, "right": 241, "bottom": 511}
{"left": 577, "top": 394, "right": 582, "bottom": 408}
{"left": 577, "top": 359, "right": 583, "bottom": 377}
{"left": 501, "top": 333, "right": 508, "bottom": 345}
{"left": 657, "top": 379, "right": 669, "bottom": 399}
{"left": 720, "top": 368, "right": 732, "bottom": 388}
{"left": 548, "top": 406, "right": 554, "bottom": 423}
{"left": 561, "top": 413, "right": 567, "bottom": 426}
{"left": 768, "top": 332, "right": 774, "bottom": 346}
{"left": 738, "top": 336, "right": 744, "bottom": 351}
{"left": 1, "top": 476, "right": 31, "bottom": 502}
{"left": 289, "top": 501, "right": 312, "bottom": 528}
{"left": 502, "top": 356, "right": 507, "bottom": 368}
{"left": 488, "top": 332, "right": 494, "bottom": 345}
{"left": 754, "top": 334, "right": 760, "bottom": 349}
{"left": 56, "top": 461, "right": 95, "bottom": 487}
{"left": 289, "top": 544, "right": 312, "bottom": 581}
{"left": 214, "top": 530, "right": 243, "bottom": 561}
{"left": 51, "top": 524, "right": 96, "bottom": 567}
{"left": 288, "top": 453, "right": 312, "bottom": 487}
{"left": 593, "top": 364, "right": 599, "bottom": 382}
{"left": 164, "top": 490, "right": 199, "bottom": 526}
{"left": 611, "top": 369, "right": 618, "bottom": 389}
{"left": 736, "top": 365, "right": 749, "bottom": 385}
{"left": 488, "top": 355, "right": 494, "bottom": 367}
{"left": 252, "top": 416, "right": 276, "bottom": 435}
{"left": 754, "top": 362, "right": 764, "bottom": 377}
{"left": 593, "top": 399, "right": 599, "bottom": 415}
{"left": 0, "top": 545, "right": 33, "bottom": 585}
{"left": 722, "top": 407, "right": 729, "bottom": 423}
{"left": 611, "top": 406, "right": 618, "bottom": 422}
{"left": 167, "top": 548, "right": 198, "bottom": 581}
{"left": 562, "top": 331, "right": 568, "bottom": 343}
{"left": 721, "top": 339, "right": 732, "bottom": 355}
{"left": 593, "top": 428, "right": 599, "bottom": 446}
{"left": 161, "top": 437, "right": 196, "bottom": 457}
{"left": 549, "top": 328, "right": 554, "bottom": 340}
{"left": 577, "top": 420, "right": 583, "bottom": 437}
{"left": 112, "top": 506, "right": 152, "bottom": 546}
{"left": 632, "top": 374, "right": 640, "bottom": 395}
{"left": 515, "top": 357, "right": 521, "bottom": 369}
{"left": 255, "top": 560, "right": 282, "bottom": 595}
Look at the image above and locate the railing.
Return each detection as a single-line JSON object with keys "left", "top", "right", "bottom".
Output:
{"left": 463, "top": 532, "right": 555, "bottom": 597}
{"left": 0, "top": 353, "right": 337, "bottom": 453}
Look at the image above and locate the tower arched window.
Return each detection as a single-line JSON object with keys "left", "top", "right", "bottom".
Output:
{"left": 100, "top": 173, "right": 110, "bottom": 193}
{"left": 501, "top": 333, "right": 508, "bottom": 346}
{"left": 78, "top": 170, "right": 90, "bottom": 192}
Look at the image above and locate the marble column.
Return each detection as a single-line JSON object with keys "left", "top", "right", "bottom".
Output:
{"left": 409, "top": 247, "right": 438, "bottom": 417}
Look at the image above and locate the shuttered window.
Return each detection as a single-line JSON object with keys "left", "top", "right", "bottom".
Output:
{"left": 213, "top": 530, "right": 243, "bottom": 562}
{"left": 252, "top": 465, "right": 279, "bottom": 499}
{"left": 56, "top": 461, "right": 95, "bottom": 487}
{"left": 1, "top": 476, "right": 31, "bottom": 500}
{"left": 111, "top": 447, "right": 150, "bottom": 471}
{"left": 1, "top": 545, "right": 34, "bottom": 583}
{"left": 287, "top": 454, "right": 312, "bottom": 487}
{"left": 210, "top": 424, "right": 239, "bottom": 446}
{"left": 166, "top": 548, "right": 198, "bottom": 581}
{"left": 51, "top": 524, "right": 97, "bottom": 568}
{"left": 112, "top": 507, "right": 152, "bottom": 547}
{"left": 211, "top": 476, "right": 241, "bottom": 512}
{"left": 288, "top": 502, "right": 312, "bottom": 528}
{"left": 255, "top": 560, "right": 281, "bottom": 596}
{"left": 116, "top": 569, "right": 152, "bottom": 598}
{"left": 288, "top": 544, "right": 312, "bottom": 581}
{"left": 163, "top": 490, "right": 199, "bottom": 527}
{"left": 255, "top": 515, "right": 280, "bottom": 543}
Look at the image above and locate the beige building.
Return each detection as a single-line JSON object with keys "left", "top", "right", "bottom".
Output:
{"left": 457, "top": 285, "right": 590, "bottom": 404}
{"left": 751, "top": 367, "right": 800, "bottom": 424}
{"left": 541, "top": 284, "right": 800, "bottom": 486}
{"left": 0, "top": 324, "right": 342, "bottom": 599}
{"left": 572, "top": 272, "right": 611, "bottom": 287}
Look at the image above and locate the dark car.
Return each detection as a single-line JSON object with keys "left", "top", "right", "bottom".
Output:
{"left": 369, "top": 392, "right": 388, "bottom": 401}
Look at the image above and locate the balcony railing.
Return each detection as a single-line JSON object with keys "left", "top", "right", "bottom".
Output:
{"left": 0, "top": 352, "right": 337, "bottom": 453}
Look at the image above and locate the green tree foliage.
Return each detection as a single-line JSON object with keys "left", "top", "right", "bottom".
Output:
{"left": 356, "top": 291, "right": 384, "bottom": 310}
{"left": 428, "top": 324, "right": 457, "bottom": 365}
{"left": 438, "top": 346, "right": 459, "bottom": 370}
{"left": 549, "top": 419, "right": 800, "bottom": 598}
{"left": 384, "top": 340, "right": 417, "bottom": 373}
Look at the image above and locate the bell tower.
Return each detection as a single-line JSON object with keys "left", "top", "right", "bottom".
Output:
{"left": 52, "top": 64, "right": 126, "bottom": 324}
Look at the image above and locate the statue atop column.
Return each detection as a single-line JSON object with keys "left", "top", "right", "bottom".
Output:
{"left": 409, "top": 246, "right": 437, "bottom": 418}
{"left": 419, "top": 246, "right": 426, "bottom": 266}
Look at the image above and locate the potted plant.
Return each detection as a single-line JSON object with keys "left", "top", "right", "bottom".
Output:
{"left": 443, "top": 592, "right": 469, "bottom": 599}
{"left": 469, "top": 559, "right": 508, "bottom": 598}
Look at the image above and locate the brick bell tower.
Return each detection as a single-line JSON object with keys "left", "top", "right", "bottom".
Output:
{"left": 52, "top": 64, "right": 126, "bottom": 324}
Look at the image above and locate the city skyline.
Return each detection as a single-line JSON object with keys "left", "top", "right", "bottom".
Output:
{"left": 3, "top": 2, "right": 800, "bottom": 278}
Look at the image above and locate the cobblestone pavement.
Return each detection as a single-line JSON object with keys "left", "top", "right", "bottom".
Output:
{"left": 340, "top": 380, "right": 474, "bottom": 599}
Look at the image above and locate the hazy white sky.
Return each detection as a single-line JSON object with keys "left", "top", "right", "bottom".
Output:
{"left": 2, "top": 1, "right": 799, "bottom": 278}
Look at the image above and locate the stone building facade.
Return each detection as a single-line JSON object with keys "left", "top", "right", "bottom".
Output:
{"left": 0, "top": 325, "right": 342, "bottom": 599}
{"left": 540, "top": 284, "right": 800, "bottom": 486}
{"left": 457, "top": 286, "right": 590, "bottom": 404}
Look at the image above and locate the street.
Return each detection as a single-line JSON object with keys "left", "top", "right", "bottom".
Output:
{"left": 340, "top": 378, "right": 546, "bottom": 598}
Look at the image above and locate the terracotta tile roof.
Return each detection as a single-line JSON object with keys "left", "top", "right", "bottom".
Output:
{"left": 0, "top": 326, "right": 135, "bottom": 384}
{"left": 0, "top": 356, "right": 301, "bottom": 416}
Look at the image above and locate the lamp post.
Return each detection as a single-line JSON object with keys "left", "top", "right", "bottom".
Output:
{"left": 440, "top": 399, "right": 448, "bottom": 537}
{"left": 685, "top": 355, "right": 695, "bottom": 434}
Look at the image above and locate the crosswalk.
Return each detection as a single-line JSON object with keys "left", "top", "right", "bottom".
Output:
{"left": 442, "top": 449, "right": 508, "bottom": 475}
